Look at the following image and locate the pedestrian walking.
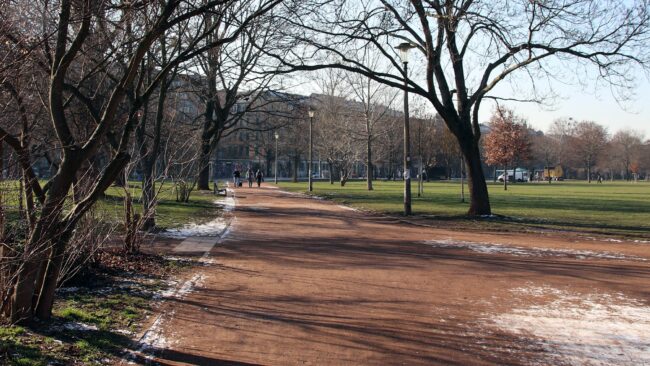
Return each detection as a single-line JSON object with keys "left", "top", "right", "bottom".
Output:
{"left": 233, "top": 169, "right": 241, "bottom": 187}
{"left": 246, "top": 168, "right": 254, "bottom": 187}
{"left": 256, "top": 169, "right": 263, "bottom": 188}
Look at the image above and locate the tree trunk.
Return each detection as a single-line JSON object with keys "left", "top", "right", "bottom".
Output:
{"left": 197, "top": 135, "right": 212, "bottom": 190}
{"left": 34, "top": 227, "right": 71, "bottom": 319}
{"left": 11, "top": 166, "right": 75, "bottom": 323}
{"left": 328, "top": 161, "right": 334, "bottom": 185}
{"left": 292, "top": 153, "right": 299, "bottom": 183}
{"left": 503, "top": 164, "right": 508, "bottom": 191}
{"left": 587, "top": 162, "right": 592, "bottom": 183}
{"left": 366, "top": 137, "right": 373, "bottom": 190}
{"left": 198, "top": 65, "right": 216, "bottom": 190}
{"left": 493, "top": 166, "right": 497, "bottom": 183}
{"left": 460, "top": 156, "right": 465, "bottom": 202}
{"left": 12, "top": 150, "right": 129, "bottom": 322}
{"left": 141, "top": 167, "right": 155, "bottom": 231}
{"left": 459, "top": 139, "right": 491, "bottom": 215}
{"left": 113, "top": 171, "right": 127, "bottom": 187}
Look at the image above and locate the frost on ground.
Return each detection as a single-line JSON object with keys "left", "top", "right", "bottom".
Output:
{"left": 49, "top": 321, "right": 99, "bottom": 332}
{"left": 337, "top": 205, "right": 359, "bottom": 212}
{"left": 492, "top": 286, "right": 650, "bottom": 366}
{"left": 129, "top": 274, "right": 207, "bottom": 363}
{"left": 161, "top": 217, "right": 227, "bottom": 238}
{"left": 424, "top": 238, "right": 645, "bottom": 261}
{"left": 160, "top": 197, "right": 234, "bottom": 238}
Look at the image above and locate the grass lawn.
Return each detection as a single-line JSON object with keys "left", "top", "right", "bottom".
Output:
{"left": 0, "top": 253, "right": 195, "bottom": 365}
{"left": 279, "top": 180, "right": 650, "bottom": 238}
{"left": 0, "top": 180, "right": 230, "bottom": 230}
{"left": 100, "top": 181, "right": 226, "bottom": 229}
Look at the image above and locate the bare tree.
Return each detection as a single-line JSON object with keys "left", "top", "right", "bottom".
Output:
{"left": 611, "top": 129, "right": 644, "bottom": 180}
{"left": 2, "top": 0, "right": 282, "bottom": 323}
{"left": 573, "top": 121, "right": 608, "bottom": 182}
{"left": 192, "top": 6, "right": 289, "bottom": 190}
{"left": 312, "top": 69, "right": 351, "bottom": 184}
{"left": 410, "top": 105, "right": 440, "bottom": 194}
{"left": 268, "top": 0, "right": 650, "bottom": 215}
{"left": 345, "top": 57, "right": 398, "bottom": 190}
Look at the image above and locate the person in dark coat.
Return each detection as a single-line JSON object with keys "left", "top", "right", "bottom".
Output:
{"left": 246, "top": 168, "right": 254, "bottom": 187}
{"left": 255, "top": 169, "right": 263, "bottom": 188}
{"left": 233, "top": 169, "right": 241, "bottom": 187}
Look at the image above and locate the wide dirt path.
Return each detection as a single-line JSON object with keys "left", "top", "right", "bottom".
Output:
{"left": 143, "top": 186, "right": 650, "bottom": 366}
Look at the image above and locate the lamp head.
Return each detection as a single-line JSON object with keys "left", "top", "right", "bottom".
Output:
{"left": 308, "top": 109, "right": 315, "bottom": 118}
{"left": 395, "top": 42, "right": 416, "bottom": 63}
{"left": 274, "top": 131, "right": 279, "bottom": 140}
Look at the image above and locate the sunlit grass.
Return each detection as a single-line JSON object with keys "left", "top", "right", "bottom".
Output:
{"left": 0, "top": 179, "right": 230, "bottom": 230}
{"left": 279, "top": 180, "right": 650, "bottom": 236}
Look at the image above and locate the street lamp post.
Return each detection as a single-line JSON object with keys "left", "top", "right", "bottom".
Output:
{"left": 274, "top": 131, "right": 279, "bottom": 184}
{"left": 308, "top": 109, "right": 315, "bottom": 192}
{"left": 396, "top": 42, "right": 416, "bottom": 215}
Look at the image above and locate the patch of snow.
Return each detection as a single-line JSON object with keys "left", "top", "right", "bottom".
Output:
{"left": 585, "top": 236, "right": 624, "bottom": 243}
{"left": 424, "top": 238, "right": 646, "bottom": 261}
{"left": 177, "top": 274, "right": 206, "bottom": 298}
{"left": 132, "top": 273, "right": 206, "bottom": 360}
{"left": 337, "top": 205, "right": 359, "bottom": 212}
{"left": 160, "top": 217, "right": 227, "bottom": 238}
{"left": 160, "top": 197, "right": 234, "bottom": 238}
{"left": 197, "top": 257, "right": 216, "bottom": 264}
{"left": 62, "top": 322, "right": 98, "bottom": 331}
{"left": 281, "top": 190, "right": 303, "bottom": 196}
{"left": 218, "top": 196, "right": 236, "bottom": 212}
{"left": 492, "top": 286, "right": 650, "bottom": 366}
{"left": 163, "top": 256, "right": 195, "bottom": 264}
{"left": 586, "top": 236, "right": 650, "bottom": 244}
{"left": 154, "top": 279, "right": 180, "bottom": 300}
{"left": 115, "top": 329, "right": 135, "bottom": 336}
{"left": 134, "top": 311, "right": 172, "bottom": 358}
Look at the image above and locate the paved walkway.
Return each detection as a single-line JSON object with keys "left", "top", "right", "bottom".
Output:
{"left": 140, "top": 186, "right": 650, "bottom": 366}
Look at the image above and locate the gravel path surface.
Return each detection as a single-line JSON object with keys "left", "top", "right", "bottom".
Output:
{"left": 135, "top": 185, "right": 650, "bottom": 366}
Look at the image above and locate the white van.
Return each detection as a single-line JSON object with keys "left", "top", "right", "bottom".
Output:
{"left": 497, "top": 169, "right": 529, "bottom": 182}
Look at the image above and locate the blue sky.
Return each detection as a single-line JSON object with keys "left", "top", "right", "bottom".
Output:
{"left": 486, "top": 70, "right": 650, "bottom": 137}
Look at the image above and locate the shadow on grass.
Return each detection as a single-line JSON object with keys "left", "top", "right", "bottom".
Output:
{"left": 289, "top": 189, "right": 650, "bottom": 237}
{"left": 414, "top": 214, "right": 650, "bottom": 237}
{"left": 0, "top": 258, "right": 183, "bottom": 365}
{"left": 1, "top": 323, "right": 134, "bottom": 365}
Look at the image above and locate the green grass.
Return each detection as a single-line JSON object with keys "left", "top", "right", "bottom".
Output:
{"left": 279, "top": 180, "right": 650, "bottom": 237}
{"left": 0, "top": 179, "right": 228, "bottom": 230}
{"left": 98, "top": 181, "right": 229, "bottom": 229}
{"left": 0, "top": 326, "right": 67, "bottom": 366}
{"left": 54, "top": 285, "right": 157, "bottom": 333}
{"left": 0, "top": 276, "right": 167, "bottom": 365}
{"left": 53, "top": 292, "right": 140, "bottom": 363}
